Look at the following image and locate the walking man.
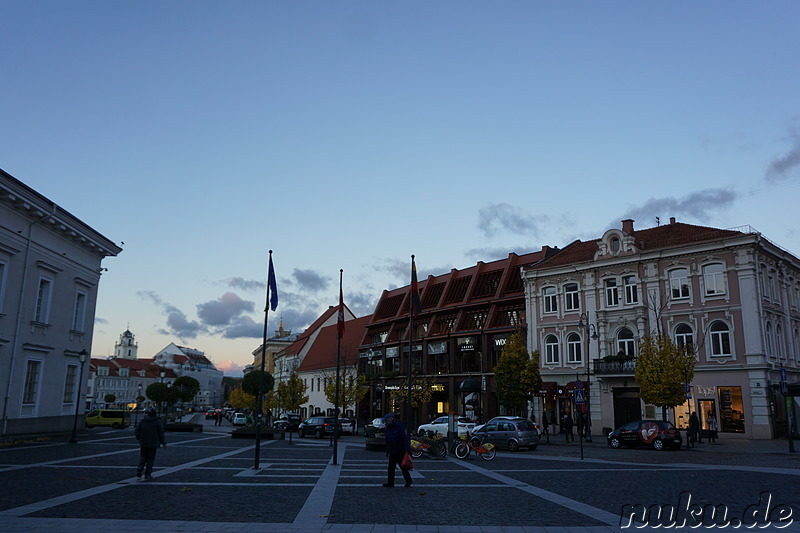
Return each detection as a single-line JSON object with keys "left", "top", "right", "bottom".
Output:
{"left": 382, "top": 413, "right": 412, "bottom": 488}
{"left": 135, "top": 408, "right": 166, "bottom": 480}
{"left": 563, "top": 411, "right": 574, "bottom": 444}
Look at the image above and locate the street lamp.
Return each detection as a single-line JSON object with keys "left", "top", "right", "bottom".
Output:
{"left": 135, "top": 383, "right": 143, "bottom": 427}
{"left": 577, "top": 312, "right": 598, "bottom": 443}
{"left": 69, "top": 349, "right": 88, "bottom": 444}
{"left": 159, "top": 370, "right": 166, "bottom": 419}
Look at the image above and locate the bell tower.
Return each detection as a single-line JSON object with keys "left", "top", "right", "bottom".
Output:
{"left": 114, "top": 327, "right": 139, "bottom": 359}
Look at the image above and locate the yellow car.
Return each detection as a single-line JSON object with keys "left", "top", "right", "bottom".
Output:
{"left": 85, "top": 409, "right": 131, "bottom": 429}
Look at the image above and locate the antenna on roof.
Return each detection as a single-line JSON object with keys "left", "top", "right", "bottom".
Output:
{"left": 656, "top": 216, "right": 661, "bottom": 226}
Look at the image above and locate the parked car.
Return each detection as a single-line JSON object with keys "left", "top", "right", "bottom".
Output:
{"left": 471, "top": 416, "right": 540, "bottom": 451}
{"left": 274, "top": 414, "right": 302, "bottom": 431}
{"left": 417, "top": 415, "right": 475, "bottom": 437}
{"left": 232, "top": 412, "right": 247, "bottom": 426}
{"left": 85, "top": 409, "right": 131, "bottom": 429}
{"left": 339, "top": 418, "right": 356, "bottom": 435}
{"left": 364, "top": 417, "right": 386, "bottom": 450}
{"left": 298, "top": 416, "right": 340, "bottom": 438}
{"left": 607, "top": 420, "right": 682, "bottom": 451}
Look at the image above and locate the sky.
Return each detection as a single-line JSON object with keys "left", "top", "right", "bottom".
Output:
{"left": 2, "top": 2, "right": 799, "bottom": 376}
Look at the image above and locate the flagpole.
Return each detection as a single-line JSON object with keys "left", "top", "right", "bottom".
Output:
{"left": 254, "top": 250, "right": 277, "bottom": 470}
{"left": 333, "top": 269, "right": 343, "bottom": 465}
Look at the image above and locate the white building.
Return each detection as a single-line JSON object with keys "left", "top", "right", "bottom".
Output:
{"left": 154, "top": 343, "right": 224, "bottom": 408}
{"left": 0, "top": 168, "right": 121, "bottom": 436}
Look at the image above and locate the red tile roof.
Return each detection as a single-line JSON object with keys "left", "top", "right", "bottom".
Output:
{"left": 296, "top": 315, "right": 372, "bottom": 372}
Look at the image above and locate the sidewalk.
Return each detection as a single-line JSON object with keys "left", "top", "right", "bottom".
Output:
{"left": 537, "top": 434, "right": 798, "bottom": 454}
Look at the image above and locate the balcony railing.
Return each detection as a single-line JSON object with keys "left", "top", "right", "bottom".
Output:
{"left": 592, "top": 358, "right": 637, "bottom": 375}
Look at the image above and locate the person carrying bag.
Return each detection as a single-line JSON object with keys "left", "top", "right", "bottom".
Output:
{"left": 382, "top": 413, "right": 413, "bottom": 487}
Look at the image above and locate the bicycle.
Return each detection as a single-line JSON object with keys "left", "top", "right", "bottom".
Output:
{"left": 410, "top": 432, "right": 447, "bottom": 459}
{"left": 454, "top": 432, "right": 496, "bottom": 460}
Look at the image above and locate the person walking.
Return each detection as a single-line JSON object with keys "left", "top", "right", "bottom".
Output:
{"left": 135, "top": 408, "right": 166, "bottom": 480}
{"left": 382, "top": 413, "right": 412, "bottom": 488}
{"left": 542, "top": 412, "right": 550, "bottom": 444}
{"left": 563, "top": 411, "right": 574, "bottom": 444}
{"left": 707, "top": 412, "right": 718, "bottom": 443}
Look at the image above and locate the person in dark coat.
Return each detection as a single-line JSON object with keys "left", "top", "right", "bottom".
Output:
{"left": 135, "top": 408, "right": 166, "bottom": 479}
{"left": 689, "top": 412, "right": 701, "bottom": 445}
{"left": 382, "top": 413, "right": 412, "bottom": 488}
{"left": 563, "top": 411, "right": 574, "bottom": 444}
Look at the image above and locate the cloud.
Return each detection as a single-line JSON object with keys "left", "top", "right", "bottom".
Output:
{"left": 226, "top": 277, "right": 265, "bottom": 292}
{"left": 766, "top": 130, "right": 800, "bottom": 183}
{"left": 464, "top": 246, "right": 527, "bottom": 261}
{"left": 616, "top": 188, "right": 738, "bottom": 227}
{"left": 221, "top": 315, "right": 263, "bottom": 339}
{"left": 196, "top": 292, "right": 254, "bottom": 326}
{"left": 214, "top": 359, "right": 246, "bottom": 377}
{"left": 138, "top": 290, "right": 206, "bottom": 340}
{"left": 478, "top": 203, "right": 548, "bottom": 238}
{"left": 292, "top": 268, "right": 330, "bottom": 292}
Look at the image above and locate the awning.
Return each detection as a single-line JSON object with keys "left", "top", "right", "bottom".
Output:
{"left": 538, "top": 381, "right": 558, "bottom": 397}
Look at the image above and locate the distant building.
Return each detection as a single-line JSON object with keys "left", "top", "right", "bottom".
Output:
{"left": 88, "top": 355, "right": 175, "bottom": 411}
{"left": 0, "top": 168, "right": 121, "bottom": 437}
{"left": 248, "top": 320, "right": 296, "bottom": 376}
{"left": 154, "top": 343, "right": 224, "bottom": 408}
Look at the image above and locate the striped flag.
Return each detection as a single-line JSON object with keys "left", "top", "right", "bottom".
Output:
{"left": 410, "top": 255, "right": 421, "bottom": 317}
{"left": 268, "top": 253, "right": 278, "bottom": 311}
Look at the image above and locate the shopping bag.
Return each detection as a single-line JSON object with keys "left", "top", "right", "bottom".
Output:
{"left": 400, "top": 451, "right": 414, "bottom": 470}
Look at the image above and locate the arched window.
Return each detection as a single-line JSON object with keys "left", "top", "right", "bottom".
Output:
{"left": 675, "top": 323, "right": 694, "bottom": 352}
{"left": 776, "top": 323, "right": 784, "bottom": 359}
{"left": 544, "top": 334, "right": 560, "bottom": 365}
{"left": 617, "top": 328, "right": 636, "bottom": 357}
{"left": 710, "top": 321, "right": 732, "bottom": 357}
{"left": 567, "top": 332, "right": 582, "bottom": 364}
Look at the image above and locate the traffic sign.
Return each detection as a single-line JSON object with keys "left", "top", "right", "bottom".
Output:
{"left": 574, "top": 388, "right": 585, "bottom": 404}
{"left": 685, "top": 384, "right": 692, "bottom": 399}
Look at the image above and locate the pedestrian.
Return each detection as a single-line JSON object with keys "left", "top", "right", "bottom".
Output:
{"left": 382, "top": 413, "right": 412, "bottom": 488}
{"left": 135, "top": 408, "right": 166, "bottom": 480}
{"left": 215, "top": 411, "right": 222, "bottom": 426}
{"left": 707, "top": 412, "right": 718, "bottom": 443}
{"left": 689, "top": 412, "right": 700, "bottom": 446}
{"left": 563, "top": 411, "right": 574, "bottom": 444}
{"left": 542, "top": 412, "right": 549, "bottom": 435}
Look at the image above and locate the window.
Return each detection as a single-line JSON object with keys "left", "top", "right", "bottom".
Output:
{"left": 710, "top": 321, "right": 732, "bottom": 356}
{"left": 543, "top": 287, "right": 557, "bottom": 313}
{"left": 675, "top": 323, "right": 694, "bottom": 352}
{"left": 624, "top": 275, "right": 638, "bottom": 304}
{"left": 617, "top": 328, "right": 636, "bottom": 356}
{"left": 34, "top": 278, "right": 53, "bottom": 323}
{"left": 23, "top": 360, "right": 41, "bottom": 404}
{"left": 769, "top": 270, "right": 779, "bottom": 302}
{"left": 669, "top": 268, "right": 690, "bottom": 300}
{"left": 544, "top": 335, "right": 560, "bottom": 365}
{"left": 605, "top": 279, "right": 619, "bottom": 307}
{"left": 610, "top": 237, "right": 621, "bottom": 253}
{"left": 63, "top": 364, "right": 78, "bottom": 403}
{"left": 703, "top": 263, "right": 726, "bottom": 296}
{"left": 566, "top": 332, "right": 582, "bottom": 364}
{"left": 72, "top": 291, "right": 87, "bottom": 332}
{"left": 776, "top": 323, "right": 784, "bottom": 359}
{"left": 0, "top": 261, "right": 7, "bottom": 312}
{"left": 564, "top": 283, "right": 580, "bottom": 311}
{"left": 765, "top": 322, "right": 773, "bottom": 356}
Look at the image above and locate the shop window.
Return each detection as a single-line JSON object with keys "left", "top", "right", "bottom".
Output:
{"left": 544, "top": 335, "right": 559, "bottom": 365}
{"left": 709, "top": 321, "right": 732, "bottom": 357}
{"left": 717, "top": 386, "right": 744, "bottom": 433}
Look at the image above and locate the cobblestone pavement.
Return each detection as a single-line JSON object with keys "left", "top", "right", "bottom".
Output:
{"left": 1, "top": 420, "right": 799, "bottom": 532}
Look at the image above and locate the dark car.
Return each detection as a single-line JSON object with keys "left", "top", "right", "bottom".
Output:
{"left": 607, "top": 420, "right": 682, "bottom": 451}
{"left": 364, "top": 417, "right": 386, "bottom": 450}
{"left": 472, "top": 416, "right": 541, "bottom": 451}
{"left": 274, "top": 414, "right": 302, "bottom": 431}
{"left": 298, "top": 416, "right": 340, "bottom": 438}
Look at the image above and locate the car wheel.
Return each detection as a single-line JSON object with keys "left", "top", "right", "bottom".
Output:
{"left": 528, "top": 444, "right": 538, "bottom": 451}
{"left": 507, "top": 439, "right": 520, "bottom": 452}
{"left": 112, "top": 423, "right": 121, "bottom": 429}
{"left": 653, "top": 439, "right": 665, "bottom": 451}
{"left": 315, "top": 429, "right": 323, "bottom": 439}
{"left": 609, "top": 437, "right": 621, "bottom": 449}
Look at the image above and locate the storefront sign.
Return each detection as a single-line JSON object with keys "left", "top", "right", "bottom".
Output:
{"left": 359, "top": 349, "right": 384, "bottom": 359}
{"left": 494, "top": 336, "right": 508, "bottom": 347}
{"left": 458, "top": 337, "right": 476, "bottom": 352}
{"left": 386, "top": 347, "right": 399, "bottom": 358}
{"left": 402, "top": 344, "right": 423, "bottom": 353}
{"left": 428, "top": 341, "right": 448, "bottom": 355}
{"left": 695, "top": 385, "right": 716, "bottom": 397}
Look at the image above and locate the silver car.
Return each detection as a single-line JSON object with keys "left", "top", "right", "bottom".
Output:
{"left": 472, "top": 416, "right": 540, "bottom": 451}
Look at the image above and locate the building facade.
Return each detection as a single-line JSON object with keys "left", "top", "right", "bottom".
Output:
{"left": 0, "top": 168, "right": 121, "bottom": 436}
{"left": 522, "top": 218, "right": 800, "bottom": 440}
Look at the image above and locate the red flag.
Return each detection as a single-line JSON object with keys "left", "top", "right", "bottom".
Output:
{"left": 410, "top": 255, "right": 421, "bottom": 317}
{"left": 337, "top": 271, "right": 345, "bottom": 339}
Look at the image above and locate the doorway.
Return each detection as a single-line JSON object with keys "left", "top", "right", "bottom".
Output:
{"left": 613, "top": 388, "right": 641, "bottom": 429}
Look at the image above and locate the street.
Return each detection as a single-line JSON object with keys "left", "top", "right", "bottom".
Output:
{"left": 0, "top": 420, "right": 799, "bottom": 532}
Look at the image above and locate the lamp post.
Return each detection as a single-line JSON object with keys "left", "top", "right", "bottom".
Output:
{"left": 135, "top": 383, "right": 142, "bottom": 427}
{"left": 577, "top": 312, "right": 598, "bottom": 443}
{"left": 69, "top": 350, "right": 88, "bottom": 444}
{"left": 159, "top": 370, "right": 166, "bottom": 419}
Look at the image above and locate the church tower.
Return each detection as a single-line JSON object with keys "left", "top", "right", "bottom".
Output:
{"left": 114, "top": 328, "right": 138, "bottom": 359}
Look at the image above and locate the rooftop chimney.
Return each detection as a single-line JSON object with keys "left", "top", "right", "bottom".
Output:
{"left": 670, "top": 217, "right": 676, "bottom": 225}
{"left": 622, "top": 219, "right": 634, "bottom": 234}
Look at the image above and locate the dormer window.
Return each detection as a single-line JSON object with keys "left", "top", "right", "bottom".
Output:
{"left": 610, "top": 237, "right": 621, "bottom": 253}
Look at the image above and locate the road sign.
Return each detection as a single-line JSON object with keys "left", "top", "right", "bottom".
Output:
{"left": 574, "top": 388, "right": 585, "bottom": 404}
{"left": 685, "top": 384, "right": 692, "bottom": 399}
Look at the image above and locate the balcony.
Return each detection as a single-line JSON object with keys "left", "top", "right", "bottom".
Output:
{"left": 592, "top": 358, "right": 637, "bottom": 376}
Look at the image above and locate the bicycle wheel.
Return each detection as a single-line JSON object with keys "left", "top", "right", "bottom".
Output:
{"left": 479, "top": 447, "right": 496, "bottom": 461}
{"left": 411, "top": 448, "right": 424, "bottom": 459}
{"left": 435, "top": 441, "right": 447, "bottom": 458}
{"left": 454, "top": 442, "right": 470, "bottom": 459}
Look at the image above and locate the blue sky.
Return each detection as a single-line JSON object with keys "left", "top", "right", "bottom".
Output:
{"left": 2, "top": 2, "right": 799, "bottom": 376}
